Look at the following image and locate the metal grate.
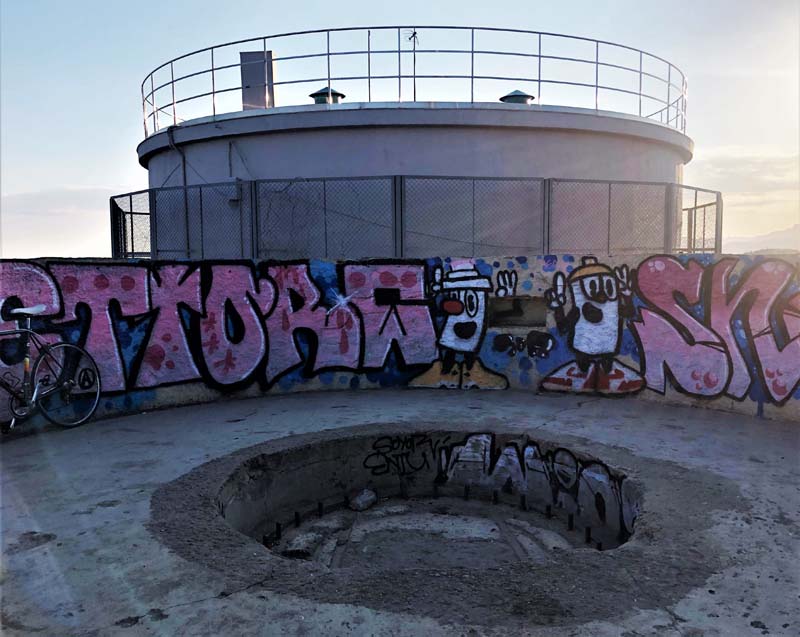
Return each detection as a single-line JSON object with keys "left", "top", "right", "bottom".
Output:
{"left": 548, "top": 180, "right": 610, "bottom": 254}
{"left": 403, "top": 178, "right": 474, "bottom": 257}
{"left": 675, "top": 185, "right": 720, "bottom": 253}
{"left": 199, "top": 183, "right": 252, "bottom": 259}
{"left": 322, "top": 178, "right": 394, "bottom": 259}
{"left": 256, "top": 180, "right": 326, "bottom": 259}
{"left": 111, "top": 177, "right": 722, "bottom": 259}
{"left": 110, "top": 191, "right": 151, "bottom": 259}
{"left": 609, "top": 182, "right": 666, "bottom": 254}
{"left": 473, "top": 179, "right": 545, "bottom": 255}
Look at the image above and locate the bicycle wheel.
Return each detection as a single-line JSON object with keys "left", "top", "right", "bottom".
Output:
{"left": 33, "top": 343, "right": 101, "bottom": 428}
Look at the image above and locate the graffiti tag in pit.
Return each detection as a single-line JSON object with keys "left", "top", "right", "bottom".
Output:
{"left": 363, "top": 434, "right": 450, "bottom": 477}
{"left": 542, "top": 256, "right": 644, "bottom": 394}
{"left": 439, "top": 433, "right": 638, "bottom": 543}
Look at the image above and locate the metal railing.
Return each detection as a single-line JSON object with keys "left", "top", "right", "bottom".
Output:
{"left": 111, "top": 177, "right": 720, "bottom": 259}
{"left": 141, "top": 26, "right": 688, "bottom": 137}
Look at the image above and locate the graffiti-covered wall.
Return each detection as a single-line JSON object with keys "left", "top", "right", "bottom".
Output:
{"left": 1, "top": 254, "right": 798, "bottom": 422}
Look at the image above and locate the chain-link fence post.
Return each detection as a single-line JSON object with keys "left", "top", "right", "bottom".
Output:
{"left": 715, "top": 192, "right": 723, "bottom": 254}
{"left": 393, "top": 176, "right": 404, "bottom": 257}
{"left": 607, "top": 182, "right": 612, "bottom": 255}
{"left": 109, "top": 197, "right": 123, "bottom": 258}
{"left": 250, "top": 181, "right": 259, "bottom": 259}
{"left": 543, "top": 178, "right": 551, "bottom": 254}
{"left": 663, "top": 182, "right": 675, "bottom": 253}
{"left": 149, "top": 189, "right": 157, "bottom": 259}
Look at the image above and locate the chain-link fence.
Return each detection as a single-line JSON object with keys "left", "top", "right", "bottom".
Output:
{"left": 110, "top": 191, "right": 152, "bottom": 258}
{"left": 677, "top": 185, "right": 720, "bottom": 253}
{"left": 256, "top": 178, "right": 395, "bottom": 259}
{"left": 111, "top": 177, "right": 721, "bottom": 259}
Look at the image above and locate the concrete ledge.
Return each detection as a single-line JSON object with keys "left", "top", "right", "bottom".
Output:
{"left": 137, "top": 102, "right": 694, "bottom": 168}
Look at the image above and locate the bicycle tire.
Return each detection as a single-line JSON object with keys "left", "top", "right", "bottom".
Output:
{"left": 33, "top": 343, "right": 101, "bottom": 428}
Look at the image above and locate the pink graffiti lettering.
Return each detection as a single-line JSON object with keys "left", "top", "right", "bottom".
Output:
{"left": 634, "top": 256, "right": 800, "bottom": 404}
{"left": 137, "top": 265, "right": 203, "bottom": 387}
{"left": 264, "top": 264, "right": 360, "bottom": 381}
{"left": 49, "top": 264, "right": 149, "bottom": 391}
{"left": 199, "top": 265, "right": 275, "bottom": 385}
{"left": 344, "top": 264, "right": 436, "bottom": 367}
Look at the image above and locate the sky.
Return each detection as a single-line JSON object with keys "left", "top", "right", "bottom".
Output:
{"left": 1, "top": 0, "right": 798, "bottom": 257}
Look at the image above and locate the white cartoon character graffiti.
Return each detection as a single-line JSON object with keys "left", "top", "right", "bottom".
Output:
{"left": 410, "top": 262, "right": 513, "bottom": 390}
{"left": 541, "top": 256, "right": 643, "bottom": 394}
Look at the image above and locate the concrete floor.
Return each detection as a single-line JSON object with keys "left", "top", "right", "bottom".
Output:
{"left": 1, "top": 390, "right": 798, "bottom": 636}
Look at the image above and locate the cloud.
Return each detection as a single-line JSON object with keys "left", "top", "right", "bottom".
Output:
{"left": 685, "top": 151, "right": 800, "bottom": 237}
{"left": 1, "top": 188, "right": 116, "bottom": 258}
{"left": 687, "top": 151, "right": 799, "bottom": 191}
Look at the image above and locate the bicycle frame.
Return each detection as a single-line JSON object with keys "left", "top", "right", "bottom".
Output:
{"left": 0, "top": 317, "right": 63, "bottom": 413}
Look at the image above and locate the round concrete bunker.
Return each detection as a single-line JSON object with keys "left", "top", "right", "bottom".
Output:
{"left": 218, "top": 430, "right": 642, "bottom": 567}
{"left": 149, "top": 421, "right": 750, "bottom": 629}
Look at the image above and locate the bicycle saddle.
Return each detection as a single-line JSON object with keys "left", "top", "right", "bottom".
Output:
{"left": 9, "top": 304, "right": 47, "bottom": 316}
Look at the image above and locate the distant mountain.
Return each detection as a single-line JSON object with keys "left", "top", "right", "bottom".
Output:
{"left": 724, "top": 224, "right": 800, "bottom": 254}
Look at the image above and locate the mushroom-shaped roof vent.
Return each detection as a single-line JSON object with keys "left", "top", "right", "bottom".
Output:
{"left": 309, "top": 87, "right": 346, "bottom": 104}
{"left": 499, "top": 90, "right": 535, "bottom": 105}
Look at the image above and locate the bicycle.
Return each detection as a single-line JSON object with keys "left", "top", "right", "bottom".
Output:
{"left": 0, "top": 304, "right": 101, "bottom": 432}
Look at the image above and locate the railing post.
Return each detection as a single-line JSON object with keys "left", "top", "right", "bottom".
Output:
{"left": 397, "top": 28, "right": 402, "bottom": 101}
{"left": 666, "top": 64, "right": 671, "bottom": 126}
{"left": 594, "top": 41, "right": 599, "bottom": 111}
{"left": 151, "top": 75, "right": 157, "bottom": 132}
{"left": 141, "top": 84, "right": 148, "bottom": 137}
{"left": 412, "top": 26, "right": 417, "bottom": 101}
{"left": 638, "top": 51, "right": 643, "bottom": 117}
{"left": 326, "top": 31, "right": 331, "bottom": 102}
{"left": 367, "top": 30, "right": 372, "bottom": 102}
{"left": 715, "top": 192, "right": 723, "bottom": 254}
{"left": 211, "top": 48, "right": 216, "bottom": 116}
{"left": 470, "top": 28, "right": 475, "bottom": 103}
{"left": 537, "top": 33, "right": 542, "bottom": 103}
{"left": 683, "top": 77, "right": 688, "bottom": 132}
{"left": 170, "top": 62, "right": 177, "bottom": 126}
{"left": 263, "top": 37, "right": 270, "bottom": 108}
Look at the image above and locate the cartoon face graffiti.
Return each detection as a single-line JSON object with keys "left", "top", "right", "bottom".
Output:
{"left": 409, "top": 262, "right": 511, "bottom": 390}
{"left": 437, "top": 265, "right": 492, "bottom": 353}
{"left": 543, "top": 256, "right": 643, "bottom": 395}
{"left": 564, "top": 260, "right": 622, "bottom": 356}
